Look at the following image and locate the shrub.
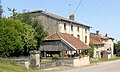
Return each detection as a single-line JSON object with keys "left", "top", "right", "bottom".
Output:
{"left": 52, "top": 54, "right": 59, "bottom": 59}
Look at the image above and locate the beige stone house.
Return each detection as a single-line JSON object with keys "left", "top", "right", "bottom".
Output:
{"left": 90, "top": 38, "right": 104, "bottom": 58}
{"left": 29, "top": 10, "right": 91, "bottom": 45}
{"left": 90, "top": 31, "right": 114, "bottom": 59}
{"left": 28, "top": 10, "right": 91, "bottom": 66}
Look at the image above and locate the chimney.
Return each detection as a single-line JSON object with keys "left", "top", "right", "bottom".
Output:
{"left": 69, "top": 14, "right": 74, "bottom": 20}
{"left": 105, "top": 33, "right": 108, "bottom": 37}
{"left": 96, "top": 31, "right": 99, "bottom": 35}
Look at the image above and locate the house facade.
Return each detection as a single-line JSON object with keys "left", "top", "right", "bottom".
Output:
{"left": 90, "top": 31, "right": 114, "bottom": 58}
{"left": 29, "top": 10, "right": 91, "bottom": 45}
{"left": 90, "top": 38, "right": 104, "bottom": 58}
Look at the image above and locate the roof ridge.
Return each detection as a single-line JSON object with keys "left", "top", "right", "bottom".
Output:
{"left": 30, "top": 10, "right": 91, "bottom": 28}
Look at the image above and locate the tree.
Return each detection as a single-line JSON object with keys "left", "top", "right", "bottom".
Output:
{"left": 114, "top": 41, "right": 120, "bottom": 56}
{"left": 0, "top": 18, "right": 36, "bottom": 57}
{"left": 0, "top": 0, "right": 3, "bottom": 17}
{"left": 89, "top": 43, "right": 94, "bottom": 58}
{"left": 32, "top": 20, "right": 48, "bottom": 50}
{"left": 0, "top": 18, "right": 24, "bottom": 57}
{"left": 8, "top": 8, "right": 17, "bottom": 19}
{"left": 22, "top": 24, "right": 37, "bottom": 56}
{"left": 12, "top": 12, "right": 48, "bottom": 50}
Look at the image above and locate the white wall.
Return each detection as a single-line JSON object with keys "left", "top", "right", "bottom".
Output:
{"left": 58, "top": 21, "right": 90, "bottom": 45}
{"left": 93, "top": 45, "right": 104, "bottom": 58}
{"left": 102, "top": 39, "right": 114, "bottom": 56}
{"left": 73, "top": 56, "right": 90, "bottom": 67}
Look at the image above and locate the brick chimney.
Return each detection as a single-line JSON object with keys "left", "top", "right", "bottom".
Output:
{"left": 96, "top": 31, "right": 99, "bottom": 35}
{"left": 69, "top": 14, "right": 74, "bottom": 20}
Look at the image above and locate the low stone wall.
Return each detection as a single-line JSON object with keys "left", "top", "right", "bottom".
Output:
{"left": 1, "top": 56, "right": 90, "bottom": 69}
{"left": 0, "top": 57, "right": 30, "bottom": 69}
{"left": 13, "top": 59, "right": 30, "bottom": 69}
{"left": 73, "top": 56, "right": 90, "bottom": 67}
{"left": 61, "top": 58, "right": 73, "bottom": 66}
{"left": 40, "top": 57, "right": 90, "bottom": 69}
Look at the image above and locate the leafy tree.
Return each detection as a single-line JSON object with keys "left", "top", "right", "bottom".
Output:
{"left": 8, "top": 8, "right": 17, "bottom": 19}
{"left": 32, "top": 20, "right": 48, "bottom": 50}
{"left": 0, "top": 0, "right": 3, "bottom": 17}
{"left": 22, "top": 24, "right": 37, "bottom": 56}
{"left": 13, "top": 12, "right": 48, "bottom": 50}
{"left": 0, "top": 18, "right": 24, "bottom": 57}
{"left": 0, "top": 18, "right": 36, "bottom": 57}
{"left": 114, "top": 41, "right": 120, "bottom": 56}
{"left": 89, "top": 43, "right": 94, "bottom": 58}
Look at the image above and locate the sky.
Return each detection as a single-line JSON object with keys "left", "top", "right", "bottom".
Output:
{"left": 2, "top": 0, "right": 120, "bottom": 41}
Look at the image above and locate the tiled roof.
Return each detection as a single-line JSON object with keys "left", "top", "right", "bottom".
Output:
{"left": 90, "top": 33, "right": 114, "bottom": 40}
{"left": 90, "top": 38, "right": 104, "bottom": 45}
{"left": 44, "top": 33, "right": 90, "bottom": 50}
{"left": 30, "top": 10, "right": 91, "bottom": 28}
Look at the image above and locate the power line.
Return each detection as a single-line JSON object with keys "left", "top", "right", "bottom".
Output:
{"left": 73, "top": 0, "right": 83, "bottom": 14}
{"left": 86, "top": 0, "right": 105, "bottom": 22}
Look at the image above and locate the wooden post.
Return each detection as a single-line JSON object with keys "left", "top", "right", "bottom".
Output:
{"left": 44, "top": 51, "right": 46, "bottom": 58}
{"left": 60, "top": 51, "right": 62, "bottom": 58}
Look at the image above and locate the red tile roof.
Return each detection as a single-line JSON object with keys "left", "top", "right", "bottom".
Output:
{"left": 44, "top": 33, "right": 90, "bottom": 50}
{"left": 90, "top": 38, "right": 104, "bottom": 45}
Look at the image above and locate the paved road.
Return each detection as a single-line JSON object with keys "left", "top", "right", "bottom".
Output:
{"left": 62, "top": 60, "right": 120, "bottom": 72}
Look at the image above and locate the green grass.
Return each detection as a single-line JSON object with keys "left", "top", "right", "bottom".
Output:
{"left": 0, "top": 58, "right": 33, "bottom": 72}
{"left": 90, "top": 57, "right": 120, "bottom": 64}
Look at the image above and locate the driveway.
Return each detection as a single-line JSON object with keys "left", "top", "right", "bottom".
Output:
{"left": 62, "top": 60, "right": 120, "bottom": 72}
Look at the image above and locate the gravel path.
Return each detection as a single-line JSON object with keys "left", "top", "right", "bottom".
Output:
{"left": 62, "top": 59, "right": 120, "bottom": 72}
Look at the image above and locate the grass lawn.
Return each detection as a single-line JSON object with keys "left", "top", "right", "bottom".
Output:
{"left": 0, "top": 58, "right": 33, "bottom": 72}
{"left": 90, "top": 57, "right": 120, "bottom": 64}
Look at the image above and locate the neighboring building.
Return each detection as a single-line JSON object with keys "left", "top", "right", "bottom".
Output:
{"left": 29, "top": 10, "right": 91, "bottom": 45}
{"left": 41, "top": 32, "right": 90, "bottom": 57}
{"left": 90, "top": 31, "right": 114, "bottom": 58}
{"left": 90, "top": 38, "right": 104, "bottom": 58}
{"left": 40, "top": 33, "right": 90, "bottom": 67}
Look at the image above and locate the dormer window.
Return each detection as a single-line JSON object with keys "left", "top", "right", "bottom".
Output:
{"left": 64, "top": 23, "right": 66, "bottom": 30}
{"left": 85, "top": 28, "right": 87, "bottom": 33}
{"left": 85, "top": 36, "right": 87, "bottom": 43}
{"left": 77, "top": 35, "right": 80, "bottom": 39}
{"left": 77, "top": 26, "right": 79, "bottom": 32}
{"left": 71, "top": 25, "right": 73, "bottom": 31}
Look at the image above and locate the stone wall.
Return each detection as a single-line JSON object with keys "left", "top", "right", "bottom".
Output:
{"left": 31, "top": 12, "right": 59, "bottom": 34}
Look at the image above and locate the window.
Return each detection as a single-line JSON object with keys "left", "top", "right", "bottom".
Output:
{"left": 64, "top": 23, "right": 66, "bottom": 30}
{"left": 85, "top": 36, "right": 87, "bottom": 43}
{"left": 85, "top": 28, "right": 87, "bottom": 33}
{"left": 71, "top": 25, "right": 73, "bottom": 31}
{"left": 77, "top": 26, "right": 79, "bottom": 32}
{"left": 71, "top": 34, "right": 73, "bottom": 36}
{"left": 77, "top": 35, "right": 80, "bottom": 39}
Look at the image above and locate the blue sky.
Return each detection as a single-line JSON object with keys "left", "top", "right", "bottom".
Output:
{"left": 2, "top": 0, "right": 120, "bottom": 41}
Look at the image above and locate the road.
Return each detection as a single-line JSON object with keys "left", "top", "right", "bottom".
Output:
{"left": 62, "top": 60, "right": 120, "bottom": 72}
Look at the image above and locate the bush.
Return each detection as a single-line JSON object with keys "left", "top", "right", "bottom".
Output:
{"left": 52, "top": 54, "right": 59, "bottom": 59}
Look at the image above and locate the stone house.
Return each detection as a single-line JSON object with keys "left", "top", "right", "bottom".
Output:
{"left": 90, "top": 38, "right": 104, "bottom": 58}
{"left": 29, "top": 10, "right": 91, "bottom": 45}
{"left": 90, "top": 31, "right": 114, "bottom": 58}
